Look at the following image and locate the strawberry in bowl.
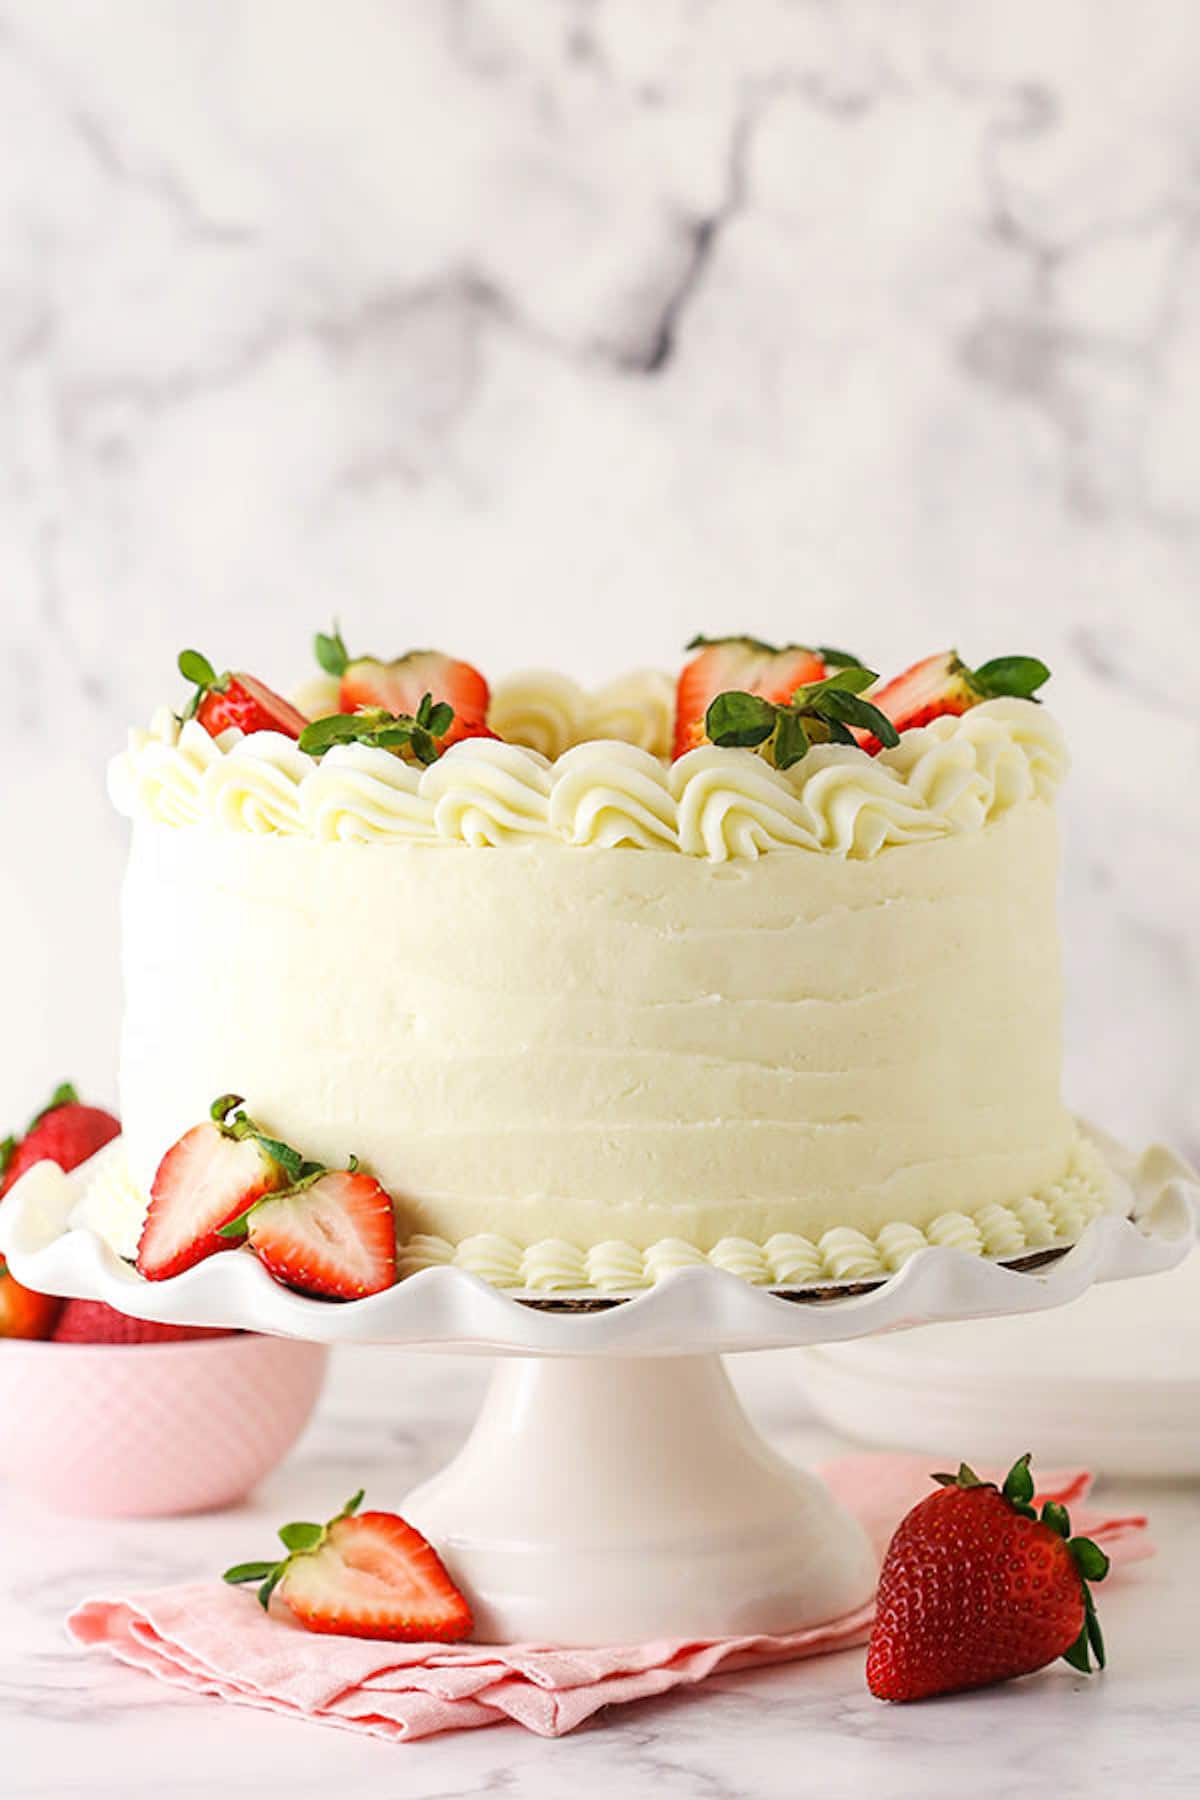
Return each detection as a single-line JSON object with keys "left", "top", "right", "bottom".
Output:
{"left": 0, "top": 1082, "right": 329, "bottom": 1516}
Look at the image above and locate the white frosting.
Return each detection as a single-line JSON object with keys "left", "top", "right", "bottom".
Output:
{"left": 72, "top": 1135, "right": 1112, "bottom": 1293}
{"left": 109, "top": 697, "right": 1067, "bottom": 864}
{"left": 66, "top": 1139, "right": 147, "bottom": 1262}
{"left": 488, "top": 669, "right": 676, "bottom": 759}
{"left": 116, "top": 797, "right": 1077, "bottom": 1253}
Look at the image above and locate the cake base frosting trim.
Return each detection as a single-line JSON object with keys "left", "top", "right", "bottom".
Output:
{"left": 70, "top": 1133, "right": 1114, "bottom": 1296}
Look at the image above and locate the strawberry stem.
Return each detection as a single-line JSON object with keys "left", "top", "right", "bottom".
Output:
{"left": 223, "top": 1489, "right": 368, "bottom": 1613}
{"left": 177, "top": 649, "right": 229, "bottom": 720}
{"left": 298, "top": 696, "right": 454, "bottom": 766}
{"left": 208, "top": 1095, "right": 310, "bottom": 1186}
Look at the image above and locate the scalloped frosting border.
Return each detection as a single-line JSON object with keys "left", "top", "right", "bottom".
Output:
{"left": 71, "top": 1134, "right": 1113, "bottom": 1295}
{"left": 109, "top": 692, "right": 1068, "bottom": 863}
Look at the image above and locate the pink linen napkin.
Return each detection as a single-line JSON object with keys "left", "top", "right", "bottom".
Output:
{"left": 66, "top": 1456, "right": 1151, "bottom": 1742}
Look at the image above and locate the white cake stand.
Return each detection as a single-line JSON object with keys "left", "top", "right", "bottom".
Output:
{"left": 2, "top": 1130, "right": 1195, "bottom": 1647}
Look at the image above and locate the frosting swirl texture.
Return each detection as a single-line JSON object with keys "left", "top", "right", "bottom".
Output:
{"left": 110, "top": 697, "right": 1067, "bottom": 863}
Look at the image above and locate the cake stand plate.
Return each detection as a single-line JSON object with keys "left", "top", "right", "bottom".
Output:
{"left": 2, "top": 1133, "right": 1195, "bottom": 1646}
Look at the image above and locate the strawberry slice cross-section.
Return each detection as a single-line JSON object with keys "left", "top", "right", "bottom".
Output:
{"left": 673, "top": 635, "right": 831, "bottom": 758}
{"left": 221, "top": 1165, "right": 397, "bottom": 1300}
{"left": 224, "top": 1489, "right": 473, "bottom": 1643}
{"left": 178, "top": 649, "right": 309, "bottom": 741}
{"left": 860, "top": 650, "right": 1051, "bottom": 751}
{"left": 313, "top": 626, "right": 492, "bottom": 750}
{"left": 136, "top": 1095, "right": 297, "bottom": 1281}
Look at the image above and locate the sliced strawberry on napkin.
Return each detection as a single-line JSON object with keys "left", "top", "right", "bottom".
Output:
{"left": 224, "top": 1488, "right": 473, "bottom": 1642}
{"left": 137, "top": 1096, "right": 300, "bottom": 1281}
{"left": 178, "top": 650, "right": 309, "bottom": 741}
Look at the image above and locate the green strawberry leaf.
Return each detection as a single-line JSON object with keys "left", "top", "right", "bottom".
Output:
{"left": 178, "top": 648, "right": 217, "bottom": 691}
{"left": 705, "top": 691, "right": 778, "bottom": 749}
{"left": 685, "top": 632, "right": 780, "bottom": 655}
{"left": 225, "top": 1489, "right": 371, "bottom": 1617}
{"left": 817, "top": 690, "right": 900, "bottom": 747}
{"left": 32, "top": 1081, "right": 79, "bottom": 1126}
{"left": 223, "top": 1561, "right": 278, "bottom": 1585}
{"left": 252, "top": 1134, "right": 306, "bottom": 1184}
{"left": 1041, "top": 1500, "right": 1071, "bottom": 1539}
{"left": 1062, "top": 1622, "right": 1093, "bottom": 1673}
{"left": 299, "top": 704, "right": 452, "bottom": 764}
{"left": 1002, "top": 1452, "right": 1035, "bottom": 1508}
{"left": 773, "top": 709, "right": 810, "bottom": 769}
{"left": 278, "top": 1521, "right": 324, "bottom": 1553}
{"left": 972, "top": 655, "right": 1051, "bottom": 700}
{"left": 1070, "top": 1537, "right": 1111, "bottom": 1583}
{"left": 216, "top": 1205, "right": 256, "bottom": 1240}
{"left": 257, "top": 1565, "right": 286, "bottom": 1613}
{"left": 819, "top": 718, "right": 858, "bottom": 746}
{"left": 298, "top": 713, "right": 376, "bottom": 757}
{"left": 816, "top": 645, "right": 865, "bottom": 668}
{"left": 1085, "top": 1597, "right": 1107, "bottom": 1669}
{"left": 314, "top": 624, "right": 350, "bottom": 678}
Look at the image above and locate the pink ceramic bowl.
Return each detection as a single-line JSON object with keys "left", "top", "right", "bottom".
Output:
{"left": 0, "top": 1332, "right": 329, "bottom": 1517}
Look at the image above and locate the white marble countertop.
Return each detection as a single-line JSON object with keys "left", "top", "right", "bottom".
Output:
{"left": 2, "top": 1346, "right": 1197, "bottom": 1800}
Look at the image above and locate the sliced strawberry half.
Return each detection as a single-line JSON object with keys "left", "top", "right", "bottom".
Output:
{"left": 314, "top": 626, "right": 492, "bottom": 749}
{"left": 860, "top": 650, "right": 1051, "bottom": 752}
{"left": 226, "top": 1166, "right": 397, "bottom": 1300}
{"left": 674, "top": 636, "right": 828, "bottom": 758}
{"left": 178, "top": 650, "right": 309, "bottom": 741}
{"left": 0, "top": 1081, "right": 120, "bottom": 1199}
{"left": 224, "top": 1489, "right": 473, "bottom": 1643}
{"left": 137, "top": 1096, "right": 296, "bottom": 1282}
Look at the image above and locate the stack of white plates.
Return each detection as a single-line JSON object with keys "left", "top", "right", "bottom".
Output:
{"left": 804, "top": 1248, "right": 1200, "bottom": 1476}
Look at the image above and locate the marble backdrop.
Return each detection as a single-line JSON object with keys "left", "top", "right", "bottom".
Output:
{"left": 2, "top": 1, "right": 1197, "bottom": 1161}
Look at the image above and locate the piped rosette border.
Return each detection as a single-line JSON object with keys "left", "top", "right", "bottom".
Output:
{"left": 109, "top": 694, "right": 1067, "bottom": 862}
{"left": 0, "top": 1126, "right": 1194, "bottom": 1349}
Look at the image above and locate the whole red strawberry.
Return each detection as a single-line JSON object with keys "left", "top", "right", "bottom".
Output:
{"left": 51, "top": 1300, "right": 230, "bottom": 1345}
{"left": 867, "top": 1455, "right": 1109, "bottom": 1702}
{"left": 0, "top": 1081, "right": 120, "bottom": 1198}
{"left": 0, "top": 1260, "right": 61, "bottom": 1339}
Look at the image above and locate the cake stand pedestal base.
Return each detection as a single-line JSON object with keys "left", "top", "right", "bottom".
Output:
{"left": 400, "top": 1353, "right": 877, "bottom": 1646}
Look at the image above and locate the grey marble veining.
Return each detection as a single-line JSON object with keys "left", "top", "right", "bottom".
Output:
{"left": 2, "top": 1348, "right": 1198, "bottom": 1799}
{"left": 1, "top": 1, "right": 1198, "bottom": 1157}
